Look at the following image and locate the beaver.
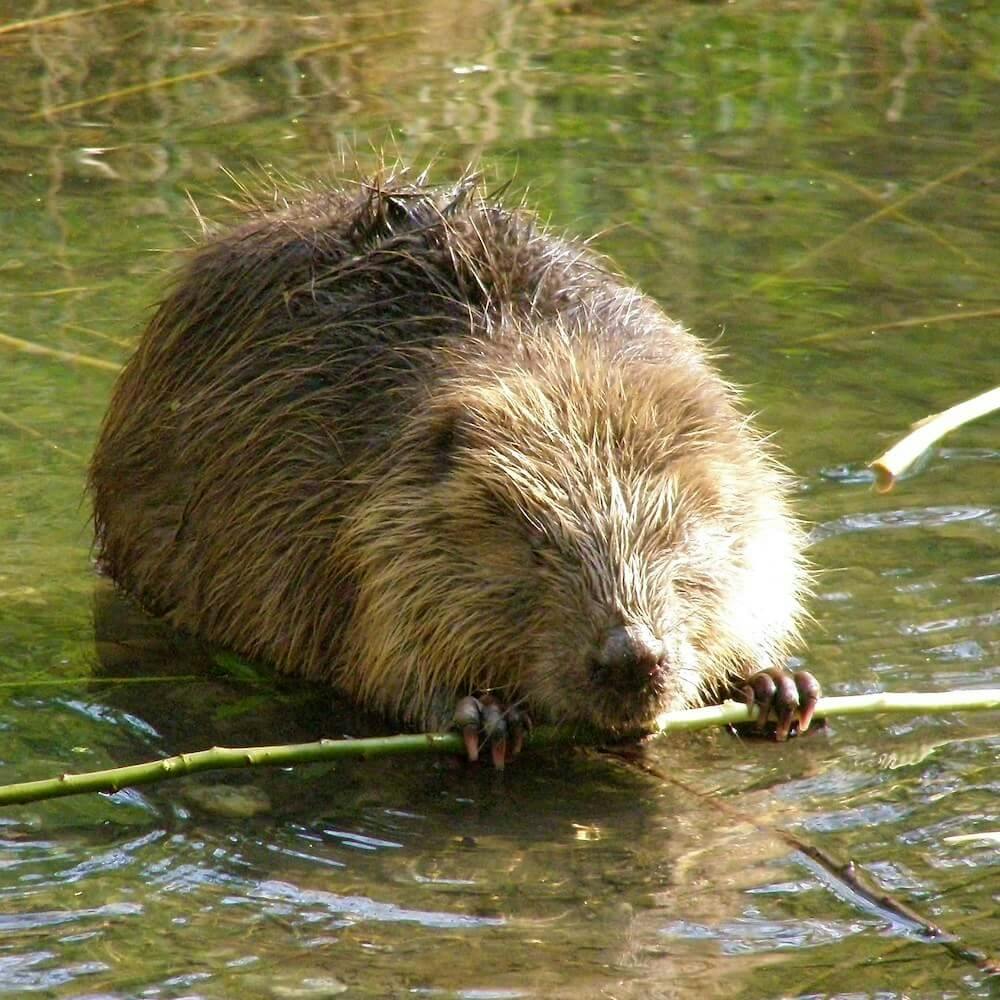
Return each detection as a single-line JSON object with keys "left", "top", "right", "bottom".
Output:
{"left": 90, "top": 167, "right": 817, "bottom": 764}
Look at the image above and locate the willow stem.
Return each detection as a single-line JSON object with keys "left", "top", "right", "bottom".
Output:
{"left": 0, "top": 688, "right": 997, "bottom": 807}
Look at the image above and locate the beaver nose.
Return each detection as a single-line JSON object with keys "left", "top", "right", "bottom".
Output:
{"left": 589, "top": 624, "right": 665, "bottom": 694}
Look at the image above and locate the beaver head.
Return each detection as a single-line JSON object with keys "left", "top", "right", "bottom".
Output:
{"left": 339, "top": 326, "right": 805, "bottom": 732}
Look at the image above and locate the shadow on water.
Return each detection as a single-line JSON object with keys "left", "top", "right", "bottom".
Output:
{"left": 87, "top": 583, "right": 810, "bottom": 998}
{"left": 92, "top": 578, "right": 393, "bottom": 752}
{"left": 83, "top": 582, "right": 998, "bottom": 997}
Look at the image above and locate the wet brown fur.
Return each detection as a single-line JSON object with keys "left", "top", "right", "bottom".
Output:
{"left": 90, "top": 167, "right": 808, "bottom": 732}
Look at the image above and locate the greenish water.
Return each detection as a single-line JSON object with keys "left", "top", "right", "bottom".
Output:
{"left": 1, "top": 1, "right": 997, "bottom": 996}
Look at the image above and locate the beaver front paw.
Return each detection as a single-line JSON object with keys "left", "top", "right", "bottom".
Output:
{"left": 735, "top": 667, "right": 821, "bottom": 741}
{"left": 453, "top": 695, "right": 531, "bottom": 768}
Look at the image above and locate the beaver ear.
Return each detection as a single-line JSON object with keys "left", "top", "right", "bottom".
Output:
{"left": 427, "top": 407, "right": 466, "bottom": 479}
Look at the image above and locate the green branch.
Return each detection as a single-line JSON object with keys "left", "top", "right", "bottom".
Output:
{"left": 1, "top": 688, "right": 997, "bottom": 808}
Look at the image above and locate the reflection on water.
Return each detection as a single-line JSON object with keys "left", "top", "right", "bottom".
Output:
{"left": 0, "top": 0, "right": 997, "bottom": 996}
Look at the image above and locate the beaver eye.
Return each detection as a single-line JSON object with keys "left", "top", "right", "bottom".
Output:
{"left": 481, "top": 493, "right": 511, "bottom": 529}
{"left": 527, "top": 523, "right": 549, "bottom": 565}
{"left": 428, "top": 410, "right": 464, "bottom": 480}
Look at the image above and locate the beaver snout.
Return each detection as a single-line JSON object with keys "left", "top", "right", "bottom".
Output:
{"left": 588, "top": 624, "right": 666, "bottom": 695}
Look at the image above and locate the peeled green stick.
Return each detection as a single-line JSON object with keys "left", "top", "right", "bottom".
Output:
{"left": 653, "top": 688, "right": 1000, "bottom": 731}
{"left": 0, "top": 688, "right": 997, "bottom": 808}
{"left": 869, "top": 385, "right": 1000, "bottom": 493}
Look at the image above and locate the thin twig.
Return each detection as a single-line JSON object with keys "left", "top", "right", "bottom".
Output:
{"left": 0, "top": 409, "right": 85, "bottom": 462}
{"left": 807, "top": 164, "right": 985, "bottom": 272}
{"left": 746, "top": 144, "right": 999, "bottom": 294}
{"left": 34, "top": 63, "right": 242, "bottom": 119}
{"left": 0, "top": 0, "right": 153, "bottom": 37}
{"left": 0, "top": 330, "right": 121, "bottom": 373}
{"left": 804, "top": 307, "right": 1000, "bottom": 345}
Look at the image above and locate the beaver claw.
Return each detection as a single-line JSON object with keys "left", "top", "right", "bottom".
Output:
{"left": 735, "top": 667, "right": 821, "bottom": 741}
{"left": 453, "top": 695, "right": 531, "bottom": 768}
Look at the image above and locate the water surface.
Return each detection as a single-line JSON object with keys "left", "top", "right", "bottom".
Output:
{"left": 1, "top": 1, "right": 997, "bottom": 996}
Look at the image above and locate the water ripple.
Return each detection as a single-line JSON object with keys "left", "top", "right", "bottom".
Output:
{"left": 812, "top": 504, "right": 996, "bottom": 542}
{"left": 237, "top": 878, "right": 505, "bottom": 930}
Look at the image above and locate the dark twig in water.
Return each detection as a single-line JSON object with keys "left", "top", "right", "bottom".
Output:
{"left": 617, "top": 757, "right": 1000, "bottom": 978}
